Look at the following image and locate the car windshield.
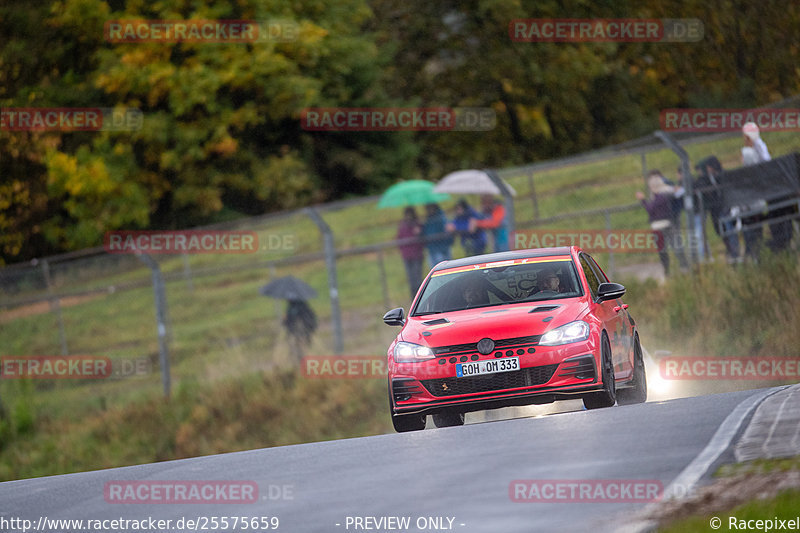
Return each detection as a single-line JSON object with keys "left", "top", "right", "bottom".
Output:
{"left": 411, "top": 259, "right": 581, "bottom": 316}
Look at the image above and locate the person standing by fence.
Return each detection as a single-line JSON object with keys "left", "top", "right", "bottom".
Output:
{"left": 396, "top": 206, "right": 424, "bottom": 297}
{"left": 422, "top": 203, "right": 453, "bottom": 267}
{"left": 472, "top": 195, "right": 510, "bottom": 252}
{"left": 636, "top": 170, "right": 689, "bottom": 276}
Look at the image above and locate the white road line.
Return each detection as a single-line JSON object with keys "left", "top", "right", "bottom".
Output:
{"left": 661, "top": 386, "right": 786, "bottom": 500}
{"left": 618, "top": 385, "right": 788, "bottom": 533}
{"left": 763, "top": 391, "right": 793, "bottom": 455}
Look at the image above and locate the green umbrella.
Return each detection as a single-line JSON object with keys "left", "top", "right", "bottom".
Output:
{"left": 377, "top": 180, "right": 450, "bottom": 208}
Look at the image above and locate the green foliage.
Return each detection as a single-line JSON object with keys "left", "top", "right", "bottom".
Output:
{"left": 4, "top": 0, "right": 800, "bottom": 262}
{"left": 622, "top": 252, "right": 800, "bottom": 357}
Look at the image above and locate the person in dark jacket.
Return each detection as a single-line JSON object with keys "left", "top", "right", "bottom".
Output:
{"left": 396, "top": 206, "right": 425, "bottom": 297}
{"left": 636, "top": 170, "right": 688, "bottom": 276}
{"left": 283, "top": 299, "right": 317, "bottom": 363}
{"left": 422, "top": 203, "right": 453, "bottom": 267}
{"left": 447, "top": 199, "right": 486, "bottom": 257}
{"left": 695, "top": 156, "right": 740, "bottom": 262}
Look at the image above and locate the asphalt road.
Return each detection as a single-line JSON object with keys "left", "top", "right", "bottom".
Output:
{"left": 0, "top": 388, "right": 773, "bottom": 533}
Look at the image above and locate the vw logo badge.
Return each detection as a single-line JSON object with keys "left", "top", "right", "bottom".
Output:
{"left": 477, "top": 338, "right": 495, "bottom": 355}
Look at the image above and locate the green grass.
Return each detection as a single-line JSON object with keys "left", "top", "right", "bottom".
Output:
{"left": 658, "top": 456, "right": 800, "bottom": 533}
{"left": 0, "top": 131, "right": 798, "bottom": 481}
{"left": 658, "top": 488, "right": 800, "bottom": 533}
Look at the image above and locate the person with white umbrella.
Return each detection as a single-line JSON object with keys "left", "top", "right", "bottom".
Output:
{"left": 471, "top": 195, "right": 510, "bottom": 252}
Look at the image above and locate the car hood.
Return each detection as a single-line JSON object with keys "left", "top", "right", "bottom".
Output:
{"left": 402, "top": 298, "right": 588, "bottom": 347}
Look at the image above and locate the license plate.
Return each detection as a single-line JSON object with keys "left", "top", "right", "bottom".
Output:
{"left": 456, "top": 357, "right": 520, "bottom": 377}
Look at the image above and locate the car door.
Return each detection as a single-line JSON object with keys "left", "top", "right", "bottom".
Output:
{"left": 585, "top": 254, "right": 633, "bottom": 377}
{"left": 579, "top": 254, "right": 629, "bottom": 379}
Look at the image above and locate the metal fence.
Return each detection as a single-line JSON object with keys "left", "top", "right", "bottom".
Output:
{"left": 1, "top": 126, "right": 797, "bottom": 405}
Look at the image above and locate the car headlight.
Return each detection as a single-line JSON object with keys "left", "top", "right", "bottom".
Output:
{"left": 394, "top": 341, "right": 435, "bottom": 363}
{"left": 539, "top": 321, "right": 590, "bottom": 346}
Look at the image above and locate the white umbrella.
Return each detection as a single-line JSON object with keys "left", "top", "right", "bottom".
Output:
{"left": 433, "top": 169, "right": 517, "bottom": 196}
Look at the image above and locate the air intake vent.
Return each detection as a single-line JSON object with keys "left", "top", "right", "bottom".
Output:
{"left": 530, "top": 305, "right": 560, "bottom": 313}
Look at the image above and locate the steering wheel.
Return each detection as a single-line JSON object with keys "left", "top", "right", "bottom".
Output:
{"left": 535, "top": 290, "right": 560, "bottom": 298}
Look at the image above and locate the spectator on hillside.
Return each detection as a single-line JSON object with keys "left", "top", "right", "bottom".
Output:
{"left": 741, "top": 121, "right": 771, "bottom": 164}
{"left": 695, "top": 156, "right": 740, "bottom": 263}
{"left": 447, "top": 199, "right": 486, "bottom": 257}
{"left": 674, "top": 165, "right": 707, "bottom": 262}
{"left": 471, "top": 195, "right": 510, "bottom": 252}
{"left": 396, "top": 206, "right": 424, "bottom": 297}
{"left": 636, "top": 170, "right": 689, "bottom": 276}
{"left": 283, "top": 299, "right": 317, "bottom": 363}
{"left": 422, "top": 203, "right": 453, "bottom": 267}
{"left": 740, "top": 122, "right": 793, "bottom": 254}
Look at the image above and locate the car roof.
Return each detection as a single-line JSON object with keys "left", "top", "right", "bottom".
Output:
{"left": 431, "top": 246, "right": 578, "bottom": 272}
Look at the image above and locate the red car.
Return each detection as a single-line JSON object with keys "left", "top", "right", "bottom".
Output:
{"left": 383, "top": 246, "right": 646, "bottom": 432}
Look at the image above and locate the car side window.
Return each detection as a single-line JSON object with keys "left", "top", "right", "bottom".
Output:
{"left": 585, "top": 254, "right": 609, "bottom": 283}
{"left": 579, "top": 255, "right": 600, "bottom": 299}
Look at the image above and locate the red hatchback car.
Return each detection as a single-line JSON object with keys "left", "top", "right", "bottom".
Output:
{"left": 383, "top": 246, "right": 646, "bottom": 432}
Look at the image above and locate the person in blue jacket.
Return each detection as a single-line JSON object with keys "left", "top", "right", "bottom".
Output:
{"left": 447, "top": 199, "right": 486, "bottom": 257}
{"left": 422, "top": 203, "right": 453, "bottom": 267}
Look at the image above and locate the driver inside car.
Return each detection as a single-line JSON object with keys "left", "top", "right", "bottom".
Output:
{"left": 536, "top": 268, "right": 561, "bottom": 294}
{"left": 462, "top": 284, "right": 489, "bottom": 307}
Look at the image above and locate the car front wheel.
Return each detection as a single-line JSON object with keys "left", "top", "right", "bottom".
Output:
{"left": 583, "top": 333, "right": 616, "bottom": 410}
{"left": 617, "top": 333, "right": 647, "bottom": 405}
{"left": 391, "top": 412, "right": 426, "bottom": 432}
{"left": 432, "top": 412, "right": 465, "bottom": 428}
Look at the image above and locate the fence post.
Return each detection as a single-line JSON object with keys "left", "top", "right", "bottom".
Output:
{"left": 268, "top": 263, "right": 281, "bottom": 327}
{"left": 135, "top": 253, "right": 171, "bottom": 399}
{"left": 485, "top": 169, "right": 515, "bottom": 233}
{"left": 40, "top": 259, "right": 68, "bottom": 356}
{"left": 181, "top": 253, "right": 194, "bottom": 291}
{"left": 654, "top": 130, "right": 698, "bottom": 267}
{"left": 604, "top": 210, "right": 615, "bottom": 279}
{"left": 376, "top": 248, "right": 391, "bottom": 310}
{"left": 641, "top": 153, "right": 648, "bottom": 190}
{"left": 305, "top": 208, "right": 344, "bottom": 354}
{"left": 528, "top": 171, "right": 540, "bottom": 220}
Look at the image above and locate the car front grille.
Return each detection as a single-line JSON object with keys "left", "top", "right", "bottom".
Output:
{"left": 432, "top": 334, "right": 542, "bottom": 357}
{"left": 420, "top": 363, "right": 559, "bottom": 397}
{"left": 392, "top": 379, "right": 423, "bottom": 402}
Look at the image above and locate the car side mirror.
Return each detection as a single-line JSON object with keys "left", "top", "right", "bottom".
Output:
{"left": 383, "top": 307, "right": 405, "bottom": 326}
{"left": 597, "top": 282, "right": 625, "bottom": 302}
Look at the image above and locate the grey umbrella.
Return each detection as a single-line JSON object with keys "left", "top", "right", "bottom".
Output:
{"left": 433, "top": 169, "right": 517, "bottom": 196}
{"left": 259, "top": 276, "right": 318, "bottom": 301}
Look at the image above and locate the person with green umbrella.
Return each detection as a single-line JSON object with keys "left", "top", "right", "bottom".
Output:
{"left": 396, "top": 206, "right": 424, "bottom": 297}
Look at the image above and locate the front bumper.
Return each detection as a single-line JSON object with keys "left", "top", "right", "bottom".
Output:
{"left": 390, "top": 339, "right": 601, "bottom": 415}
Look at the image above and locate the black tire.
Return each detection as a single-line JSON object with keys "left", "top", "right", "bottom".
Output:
{"left": 432, "top": 412, "right": 465, "bottom": 428}
{"left": 617, "top": 333, "right": 647, "bottom": 405}
{"left": 583, "top": 334, "right": 616, "bottom": 410}
{"left": 388, "top": 391, "right": 426, "bottom": 432}
{"left": 391, "top": 412, "right": 426, "bottom": 432}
